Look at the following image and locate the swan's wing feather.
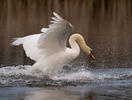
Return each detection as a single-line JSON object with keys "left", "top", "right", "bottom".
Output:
{"left": 38, "top": 12, "right": 72, "bottom": 55}
{"left": 12, "top": 34, "right": 42, "bottom": 61}
{"left": 12, "top": 12, "right": 72, "bottom": 60}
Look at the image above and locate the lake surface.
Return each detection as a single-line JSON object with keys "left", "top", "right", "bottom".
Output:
{"left": 0, "top": 0, "right": 132, "bottom": 100}
{"left": 1, "top": 84, "right": 132, "bottom": 100}
{"left": 0, "top": 65, "right": 132, "bottom": 100}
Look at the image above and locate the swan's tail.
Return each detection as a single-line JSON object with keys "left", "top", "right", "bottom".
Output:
{"left": 11, "top": 37, "right": 24, "bottom": 46}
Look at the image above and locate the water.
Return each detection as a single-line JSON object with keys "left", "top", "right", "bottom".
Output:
{"left": 1, "top": 85, "right": 132, "bottom": 100}
{"left": 0, "top": 65, "right": 132, "bottom": 99}
{"left": 1, "top": 0, "right": 132, "bottom": 100}
{"left": 1, "top": 65, "right": 132, "bottom": 86}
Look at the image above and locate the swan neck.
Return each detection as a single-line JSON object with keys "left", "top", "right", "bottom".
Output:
{"left": 69, "top": 34, "right": 80, "bottom": 55}
{"left": 69, "top": 34, "right": 92, "bottom": 55}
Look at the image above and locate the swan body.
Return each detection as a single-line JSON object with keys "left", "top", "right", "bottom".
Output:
{"left": 12, "top": 12, "right": 94, "bottom": 74}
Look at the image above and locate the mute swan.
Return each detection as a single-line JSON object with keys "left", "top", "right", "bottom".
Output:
{"left": 12, "top": 12, "right": 95, "bottom": 74}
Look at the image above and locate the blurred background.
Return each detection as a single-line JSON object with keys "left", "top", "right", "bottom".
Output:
{"left": 0, "top": 0, "right": 132, "bottom": 68}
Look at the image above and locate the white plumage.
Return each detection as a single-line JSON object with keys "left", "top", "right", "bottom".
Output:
{"left": 12, "top": 12, "right": 94, "bottom": 75}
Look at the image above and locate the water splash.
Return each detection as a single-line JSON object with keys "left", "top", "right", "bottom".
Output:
{"left": 54, "top": 68, "right": 132, "bottom": 81}
{"left": 0, "top": 65, "right": 132, "bottom": 86}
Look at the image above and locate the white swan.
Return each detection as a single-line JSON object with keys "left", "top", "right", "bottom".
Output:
{"left": 12, "top": 12, "right": 95, "bottom": 74}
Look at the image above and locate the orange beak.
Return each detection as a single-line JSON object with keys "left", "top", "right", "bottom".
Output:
{"left": 90, "top": 51, "right": 95, "bottom": 60}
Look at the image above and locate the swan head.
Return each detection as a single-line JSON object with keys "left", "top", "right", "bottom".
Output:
{"left": 72, "top": 34, "right": 95, "bottom": 60}
{"left": 81, "top": 44, "right": 95, "bottom": 60}
{"left": 88, "top": 49, "right": 95, "bottom": 60}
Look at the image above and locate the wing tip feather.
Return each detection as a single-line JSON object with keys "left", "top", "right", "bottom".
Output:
{"left": 11, "top": 38, "right": 23, "bottom": 46}
{"left": 53, "top": 12, "right": 63, "bottom": 20}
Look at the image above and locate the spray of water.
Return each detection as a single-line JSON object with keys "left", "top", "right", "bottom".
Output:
{"left": 0, "top": 65, "right": 132, "bottom": 86}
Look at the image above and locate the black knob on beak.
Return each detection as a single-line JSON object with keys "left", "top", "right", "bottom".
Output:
{"left": 90, "top": 50, "right": 95, "bottom": 60}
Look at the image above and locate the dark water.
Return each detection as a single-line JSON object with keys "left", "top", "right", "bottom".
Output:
{"left": 0, "top": 0, "right": 132, "bottom": 68}
{"left": 1, "top": 0, "right": 132, "bottom": 100}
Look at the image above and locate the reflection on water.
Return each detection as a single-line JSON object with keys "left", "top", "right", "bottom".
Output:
{"left": 26, "top": 89, "right": 81, "bottom": 100}
{"left": 1, "top": 82, "right": 132, "bottom": 100}
{"left": 0, "top": 0, "right": 132, "bottom": 68}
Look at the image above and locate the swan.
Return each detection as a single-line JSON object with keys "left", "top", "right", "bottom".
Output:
{"left": 12, "top": 12, "right": 95, "bottom": 74}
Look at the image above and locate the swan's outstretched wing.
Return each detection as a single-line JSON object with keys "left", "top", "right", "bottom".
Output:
{"left": 11, "top": 28, "right": 48, "bottom": 61}
{"left": 12, "top": 12, "right": 72, "bottom": 61}
{"left": 38, "top": 12, "right": 73, "bottom": 56}
{"left": 12, "top": 34, "right": 42, "bottom": 61}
